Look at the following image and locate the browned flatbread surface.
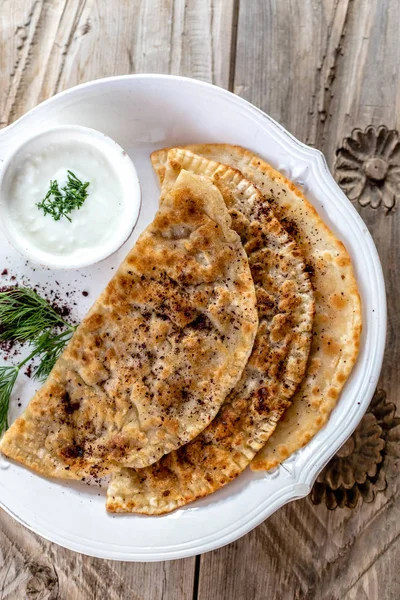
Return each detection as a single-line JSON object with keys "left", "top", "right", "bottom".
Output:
{"left": 181, "top": 144, "right": 362, "bottom": 470}
{"left": 0, "top": 170, "right": 258, "bottom": 479}
{"left": 106, "top": 148, "right": 315, "bottom": 514}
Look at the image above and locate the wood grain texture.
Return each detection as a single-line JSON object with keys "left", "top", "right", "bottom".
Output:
{"left": 1, "top": 0, "right": 400, "bottom": 598}
{"left": 0, "top": 0, "right": 235, "bottom": 127}
{"left": 0, "top": 509, "right": 195, "bottom": 599}
{"left": 198, "top": 1, "right": 400, "bottom": 599}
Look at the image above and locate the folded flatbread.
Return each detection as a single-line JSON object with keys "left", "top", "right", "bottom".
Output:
{"left": 0, "top": 170, "right": 258, "bottom": 479}
{"left": 106, "top": 148, "right": 314, "bottom": 513}
{"left": 181, "top": 144, "right": 362, "bottom": 470}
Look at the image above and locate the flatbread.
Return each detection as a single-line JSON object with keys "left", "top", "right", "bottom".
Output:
{"left": 0, "top": 170, "right": 258, "bottom": 479}
{"left": 106, "top": 149, "right": 314, "bottom": 513}
{"left": 181, "top": 144, "right": 362, "bottom": 470}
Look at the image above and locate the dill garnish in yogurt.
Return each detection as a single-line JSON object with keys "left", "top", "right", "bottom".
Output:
{"left": 37, "top": 171, "right": 90, "bottom": 222}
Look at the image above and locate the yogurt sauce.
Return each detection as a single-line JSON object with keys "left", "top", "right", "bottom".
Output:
{"left": 6, "top": 142, "right": 124, "bottom": 262}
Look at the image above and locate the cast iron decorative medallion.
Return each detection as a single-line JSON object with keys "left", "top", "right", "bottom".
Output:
{"left": 335, "top": 126, "right": 400, "bottom": 210}
{"left": 311, "top": 390, "right": 400, "bottom": 509}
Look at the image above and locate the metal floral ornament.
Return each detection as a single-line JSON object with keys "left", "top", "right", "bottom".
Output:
{"left": 311, "top": 390, "right": 400, "bottom": 510}
{"left": 335, "top": 126, "right": 400, "bottom": 210}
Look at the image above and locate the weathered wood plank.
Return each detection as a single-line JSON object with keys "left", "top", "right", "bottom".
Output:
{"left": 0, "top": 510, "right": 196, "bottom": 599}
{"left": 198, "top": 1, "right": 400, "bottom": 598}
{"left": 0, "top": 0, "right": 235, "bottom": 127}
{"left": 343, "top": 538, "right": 400, "bottom": 600}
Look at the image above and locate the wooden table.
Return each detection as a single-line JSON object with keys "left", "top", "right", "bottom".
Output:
{"left": 1, "top": 2, "right": 399, "bottom": 598}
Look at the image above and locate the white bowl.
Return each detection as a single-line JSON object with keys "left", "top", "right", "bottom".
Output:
{"left": 0, "top": 125, "right": 141, "bottom": 269}
{"left": 0, "top": 75, "right": 386, "bottom": 561}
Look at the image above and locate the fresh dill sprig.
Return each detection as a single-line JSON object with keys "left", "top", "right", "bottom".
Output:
{"left": 31, "top": 328, "right": 75, "bottom": 382}
{"left": 36, "top": 170, "right": 90, "bottom": 222}
{"left": 0, "top": 287, "right": 72, "bottom": 342}
{"left": 0, "top": 287, "right": 77, "bottom": 435}
{"left": 0, "top": 366, "right": 18, "bottom": 436}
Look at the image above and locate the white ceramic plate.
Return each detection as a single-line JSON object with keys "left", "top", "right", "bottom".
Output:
{"left": 0, "top": 75, "right": 386, "bottom": 562}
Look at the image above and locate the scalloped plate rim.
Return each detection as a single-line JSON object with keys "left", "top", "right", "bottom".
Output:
{"left": 0, "top": 74, "right": 386, "bottom": 561}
